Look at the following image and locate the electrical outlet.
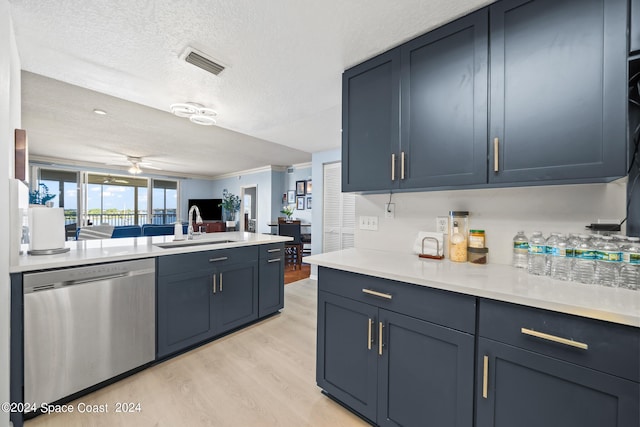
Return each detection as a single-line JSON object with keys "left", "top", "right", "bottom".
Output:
{"left": 370, "top": 216, "right": 378, "bottom": 230}
{"left": 436, "top": 216, "right": 448, "bottom": 233}
{"left": 385, "top": 203, "right": 395, "bottom": 219}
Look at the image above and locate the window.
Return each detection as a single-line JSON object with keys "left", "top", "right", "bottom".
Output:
{"left": 86, "top": 174, "right": 148, "bottom": 226}
{"left": 40, "top": 169, "right": 79, "bottom": 239}
{"left": 152, "top": 179, "right": 178, "bottom": 224}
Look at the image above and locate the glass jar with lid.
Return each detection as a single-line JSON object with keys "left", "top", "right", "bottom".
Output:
{"left": 449, "top": 211, "right": 469, "bottom": 262}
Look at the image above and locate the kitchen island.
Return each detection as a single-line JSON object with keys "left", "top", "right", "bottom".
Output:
{"left": 9, "top": 232, "right": 290, "bottom": 427}
{"left": 305, "top": 249, "right": 640, "bottom": 427}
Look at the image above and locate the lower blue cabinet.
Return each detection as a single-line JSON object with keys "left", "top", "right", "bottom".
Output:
{"left": 476, "top": 338, "right": 640, "bottom": 427}
{"left": 317, "top": 279, "right": 475, "bottom": 426}
{"left": 157, "top": 245, "right": 272, "bottom": 359}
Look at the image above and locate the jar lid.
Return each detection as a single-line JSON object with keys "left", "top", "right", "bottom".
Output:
{"left": 449, "top": 211, "right": 469, "bottom": 216}
{"left": 467, "top": 247, "right": 488, "bottom": 253}
{"left": 470, "top": 229, "right": 484, "bottom": 233}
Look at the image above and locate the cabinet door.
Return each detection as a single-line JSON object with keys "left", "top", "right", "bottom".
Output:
{"left": 400, "top": 9, "right": 488, "bottom": 188}
{"left": 476, "top": 338, "right": 640, "bottom": 427}
{"left": 317, "top": 291, "right": 379, "bottom": 423}
{"left": 157, "top": 270, "right": 215, "bottom": 359}
{"left": 258, "top": 256, "right": 284, "bottom": 317}
{"left": 377, "top": 310, "right": 474, "bottom": 427}
{"left": 489, "top": 0, "right": 627, "bottom": 184}
{"left": 213, "top": 261, "right": 258, "bottom": 335}
{"left": 342, "top": 48, "right": 400, "bottom": 192}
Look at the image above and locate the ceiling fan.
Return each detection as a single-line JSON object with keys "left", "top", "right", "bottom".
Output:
{"left": 126, "top": 156, "right": 162, "bottom": 175}
{"left": 102, "top": 175, "right": 129, "bottom": 184}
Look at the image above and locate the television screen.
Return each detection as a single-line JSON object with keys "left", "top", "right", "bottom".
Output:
{"left": 188, "top": 198, "right": 223, "bottom": 221}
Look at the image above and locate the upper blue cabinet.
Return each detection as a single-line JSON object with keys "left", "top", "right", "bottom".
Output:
{"left": 342, "top": 49, "right": 400, "bottom": 192}
{"left": 399, "top": 10, "right": 488, "bottom": 189}
{"left": 488, "top": 0, "right": 627, "bottom": 184}
{"left": 341, "top": 0, "right": 628, "bottom": 193}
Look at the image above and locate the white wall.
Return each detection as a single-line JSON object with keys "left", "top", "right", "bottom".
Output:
{"left": 355, "top": 180, "right": 627, "bottom": 265}
{"left": 1, "top": 1, "right": 20, "bottom": 425}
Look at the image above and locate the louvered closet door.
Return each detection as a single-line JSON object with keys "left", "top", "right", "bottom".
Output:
{"left": 323, "top": 162, "right": 355, "bottom": 253}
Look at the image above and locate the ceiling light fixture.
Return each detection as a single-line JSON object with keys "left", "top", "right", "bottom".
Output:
{"left": 93, "top": 109, "right": 107, "bottom": 115}
{"left": 170, "top": 102, "right": 217, "bottom": 125}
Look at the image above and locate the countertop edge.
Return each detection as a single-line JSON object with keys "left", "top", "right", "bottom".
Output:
{"left": 306, "top": 250, "right": 640, "bottom": 329}
{"left": 10, "top": 233, "right": 292, "bottom": 273}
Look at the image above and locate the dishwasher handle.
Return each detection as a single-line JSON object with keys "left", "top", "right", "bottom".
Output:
{"left": 64, "top": 272, "right": 130, "bottom": 287}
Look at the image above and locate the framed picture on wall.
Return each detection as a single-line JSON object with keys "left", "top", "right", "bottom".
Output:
{"left": 305, "top": 181, "right": 312, "bottom": 195}
{"left": 282, "top": 193, "right": 287, "bottom": 204}
{"left": 287, "top": 190, "right": 295, "bottom": 204}
{"left": 296, "top": 196, "right": 305, "bottom": 210}
{"left": 296, "top": 180, "right": 306, "bottom": 196}
{"left": 306, "top": 197, "right": 312, "bottom": 209}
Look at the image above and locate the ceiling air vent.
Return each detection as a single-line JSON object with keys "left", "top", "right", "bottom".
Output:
{"left": 184, "top": 48, "right": 225, "bottom": 76}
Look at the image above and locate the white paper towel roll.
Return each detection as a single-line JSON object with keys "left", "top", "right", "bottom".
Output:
{"left": 29, "top": 207, "right": 66, "bottom": 251}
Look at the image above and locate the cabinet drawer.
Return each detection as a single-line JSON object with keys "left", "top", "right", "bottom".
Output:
{"left": 158, "top": 246, "right": 259, "bottom": 276}
{"left": 479, "top": 299, "right": 640, "bottom": 382}
{"left": 259, "top": 243, "right": 285, "bottom": 260}
{"left": 318, "top": 267, "right": 475, "bottom": 333}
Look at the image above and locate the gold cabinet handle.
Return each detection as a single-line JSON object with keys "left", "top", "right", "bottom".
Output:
{"left": 493, "top": 137, "right": 499, "bottom": 172}
{"left": 212, "top": 274, "right": 217, "bottom": 294}
{"left": 401, "top": 151, "right": 405, "bottom": 180}
{"left": 362, "top": 289, "right": 392, "bottom": 300}
{"left": 521, "top": 328, "right": 588, "bottom": 350}
{"left": 367, "top": 318, "right": 373, "bottom": 350}
{"left": 378, "top": 321, "right": 384, "bottom": 356}
{"left": 391, "top": 153, "right": 396, "bottom": 181}
{"left": 219, "top": 273, "right": 223, "bottom": 292}
{"left": 482, "top": 355, "right": 489, "bottom": 399}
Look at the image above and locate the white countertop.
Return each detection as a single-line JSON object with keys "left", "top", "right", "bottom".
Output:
{"left": 11, "top": 232, "right": 291, "bottom": 273}
{"left": 305, "top": 248, "right": 640, "bottom": 328}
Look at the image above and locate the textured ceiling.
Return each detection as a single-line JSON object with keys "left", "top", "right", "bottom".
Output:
{"left": 10, "top": 0, "right": 494, "bottom": 177}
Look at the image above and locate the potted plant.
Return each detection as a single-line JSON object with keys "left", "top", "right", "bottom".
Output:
{"left": 280, "top": 205, "right": 295, "bottom": 222}
{"left": 219, "top": 189, "right": 241, "bottom": 229}
{"left": 29, "top": 183, "right": 56, "bottom": 206}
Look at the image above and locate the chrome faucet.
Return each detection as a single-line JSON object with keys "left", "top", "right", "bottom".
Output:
{"left": 187, "top": 205, "right": 203, "bottom": 240}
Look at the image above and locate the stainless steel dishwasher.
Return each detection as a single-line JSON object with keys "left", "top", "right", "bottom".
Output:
{"left": 23, "top": 258, "right": 155, "bottom": 406}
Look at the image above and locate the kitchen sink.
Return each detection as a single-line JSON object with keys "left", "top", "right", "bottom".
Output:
{"left": 154, "top": 239, "right": 236, "bottom": 249}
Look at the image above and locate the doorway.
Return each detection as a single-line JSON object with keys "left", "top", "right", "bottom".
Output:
{"left": 240, "top": 185, "right": 258, "bottom": 232}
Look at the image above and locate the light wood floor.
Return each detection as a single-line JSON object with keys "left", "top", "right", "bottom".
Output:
{"left": 25, "top": 279, "right": 368, "bottom": 427}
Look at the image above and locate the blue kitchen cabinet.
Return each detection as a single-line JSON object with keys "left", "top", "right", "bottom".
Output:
{"left": 476, "top": 299, "right": 640, "bottom": 427}
{"left": 317, "top": 291, "right": 379, "bottom": 422}
{"left": 341, "top": 0, "right": 629, "bottom": 193}
{"left": 212, "top": 261, "right": 258, "bottom": 335}
{"left": 342, "top": 48, "right": 400, "bottom": 192}
{"left": 488, "top": 0, "right": 627, "bottom": 184}
{"left": 399, "top": 9, "right": 488, "bottom": 188}
{"left": 316, "top": 267, "right": 476, "bottom": 426}
{"left": 258, "top": 243, "right": 285, "bottom": 317}
{"left": 156, "top": 246, "right": 260, "bottom": 359}
{"left": 377, "top": 310, "right": 474, "bottom": 427}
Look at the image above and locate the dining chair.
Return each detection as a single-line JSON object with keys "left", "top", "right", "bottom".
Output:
{"left": 278, "top": 222, "right": 303, "bottom": 269}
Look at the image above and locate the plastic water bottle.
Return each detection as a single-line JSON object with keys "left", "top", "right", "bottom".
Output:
{"left": 572, "top": 235, "right": 596, "bottom": 284}
{"left": 619, "top": 237, "right": 640, "bottom": 290}
{"left": 544, "top": 232, "right": 560, "bottom": 276}
{"left": 550, "top": 234, "right": 571, "bottom": 281}
{"left": 527, "top": 231, "right": 546, "bottom": 276}
{"left": 512, "top": 231, "right": 528, "bottom": 268}
{"left": 565, "top": 234, "right": 580, "bottom": 278}
{"left": 594, "top": 236, "right": 621, "bottom": 287}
